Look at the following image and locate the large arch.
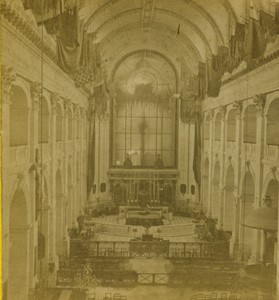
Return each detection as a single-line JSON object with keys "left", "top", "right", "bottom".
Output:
{"left": 240, "top": 170, "right": 255, "bottom": 261}
{"left": 9, "top": 188, "right": 29, "bottom": 300}
{"left": 9, "top": 85, "right": 29, "bottom": 146}
{"left": 224, "top": 165, "right": 235, "bottom": 232}
{"left": 212, "top": 161, "right": 220, "bottom": 219}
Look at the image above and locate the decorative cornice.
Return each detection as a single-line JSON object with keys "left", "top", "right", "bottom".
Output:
{"left": 2, "top": 65, "right": 16, "bottom": 101}
{"left": 1, "top": 2, "right": 57, "bottom": 62}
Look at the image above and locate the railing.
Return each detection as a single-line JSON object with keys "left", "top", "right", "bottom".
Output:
{"left": 69, "top": 240, "right": 230, "bottom": 259}
{"left": 85, "top": 220, "right": 195, "bottom": 238}
{"left": 265, "top": 145, "right": 279, "bottom": 161}
{"left": 138, "top": 273, "right": 168, "bottom": 285}
{"left": 9, "top": 145, "right": 28, "bottom": 165}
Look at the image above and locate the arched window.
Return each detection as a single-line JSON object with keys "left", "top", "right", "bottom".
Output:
{"left": 9, "top": 86, "right": 29, "bottom": 146}
{"left": 227, "top": 109, "right": 236, "bottom": 142}
{"left": 243, "top": 105, "right": 257, "bottom": 143}
{"left": 266, "top": 99, "right": 279, "bottom": 145}
{"left": 38, "top": 97, "right": 49, "bottom": 143}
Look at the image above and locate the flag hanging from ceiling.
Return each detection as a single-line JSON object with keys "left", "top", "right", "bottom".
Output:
{"left": 198, "top": 62, "right": 206, "bottom": 100}
{"left": 207, "top": 55, "right": 221, "bottom": 98}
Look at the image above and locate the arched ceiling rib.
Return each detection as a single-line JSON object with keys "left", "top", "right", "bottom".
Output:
{"left": 100, "top": 23, "right": 203, "bottom": 62}
{"left": 79, "top": 0, "right": 245, "bottom": 81}
{"left": 92, "top": 8, "right": 213, "bottom": 54}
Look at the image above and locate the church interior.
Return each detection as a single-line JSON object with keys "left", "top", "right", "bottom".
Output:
{"left": 2, "top": 0, "right": 279, "bottom": 299}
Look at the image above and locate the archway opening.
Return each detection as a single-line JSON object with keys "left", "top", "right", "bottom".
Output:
{"left": 9, "top": 188, "right": 28, "bottom": 300}
{"left": 227, "top": 109, "right": 236, "bottom": 142}
{"left": 266, "top": 99, "right": 279, "bottom": 145}
{"left": 243, "top": 105, "right": 257, "bottom": 144}
{"left": 224, "top": 165, "right": 235, "bottom": 232}
{"left": 9, "top": 86, "right": 29, "bottom": 146}
{"left": 212, "top": 162, "right": 220, "bottom": 219}
{"left": 241, "top": 171, "right": 255, "bottom": 260}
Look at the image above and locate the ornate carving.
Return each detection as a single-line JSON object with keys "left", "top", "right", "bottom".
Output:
{"left": 50, "top": 92, "right": 60, "bottom": 115}
{"left": 30, "top": 81, "right": 42, "bottom": 110}
{"left": 63, "top": 98, "right": 71, "bottom": 111}
{"left": 218, "top": 105, "right": 226, "bottom": 119}
{"left": 253, "top": 94, "right": 266, "bottom": 116}
{"left": 232, "top": 101, "right": 242, "bottom": 115}
{"left": 206, "top": 109, "right": 214, "bottom": 120}
{"left": 2, "top": 65, "right": 16, "bottom": 102}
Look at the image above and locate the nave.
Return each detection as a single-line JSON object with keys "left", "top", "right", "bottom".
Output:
{"left": 2, "top": 0, "right": 279, "bottom": 299}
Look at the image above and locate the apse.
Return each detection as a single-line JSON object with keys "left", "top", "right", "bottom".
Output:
{"left": 111, "top": 51, "right": 178, "bottom": 168}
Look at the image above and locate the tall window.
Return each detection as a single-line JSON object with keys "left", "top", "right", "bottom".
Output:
{"left": 112, "top": 52, "right": 177, "bottom": 168}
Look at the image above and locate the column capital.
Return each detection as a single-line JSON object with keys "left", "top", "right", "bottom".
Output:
{"left": 50, "top": 92, "right": 60, "bottom": 115}
{"left": 253, "top": 94, "right": 266, "bottom": 117}
{"left": 2, "top": 65, "right": 16, "bottom": 102}
{"left": 208, "top": 109, "right": 215, "bottom": 120}
{"left": 63, "top": 97, "right": 71, "bottom": 111}
{"left": 218, "top": 105, "right": 226, "bottom": 119}
{"left": 233, "top": 101, "right": 242, "bottom": 115}
{"left": 30, "top": 81, "right": 42, "bottom": 110}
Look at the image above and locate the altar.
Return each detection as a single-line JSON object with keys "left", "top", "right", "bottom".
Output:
{"left": 109, "top": 168, "right": 179, "bottom": 206}
{"left": 119, "top": 205, "right": 169, "bottom": 226}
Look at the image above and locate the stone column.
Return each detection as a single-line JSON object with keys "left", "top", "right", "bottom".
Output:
{"left": 48, "top": 93, "right": 59, "bottom": 272}
{"left": 232, "top": 101, "right": 242, "bottom": 259}
{"left": 29, "top": 81, "right": 42, "bottom": 291}
{"left": 253, "top": 94, "right": 266, "bottom": 261}
{"left": 62, "top": 98, "right": 70, "bottom": 256}
{"left": 207, "top": 110, "right": 214, "bottom": 216}
{"left": 218, "top": 106, "right": 226, "bottom": 230}
{"left": 1, "top": 66, "right": 16, "bottom": 290}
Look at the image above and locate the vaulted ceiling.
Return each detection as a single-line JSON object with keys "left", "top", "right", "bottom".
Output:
{"left": 79, "top": 0, "right": 275, "bottom": 81}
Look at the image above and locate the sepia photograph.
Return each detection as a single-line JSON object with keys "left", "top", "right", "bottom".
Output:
{"left": 1, "top": 0, "right": 279, "bottom": 299}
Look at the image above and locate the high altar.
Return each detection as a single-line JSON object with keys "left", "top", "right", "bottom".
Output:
{"left": 109, "top": 168, "right": 179, "bottom": 207}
